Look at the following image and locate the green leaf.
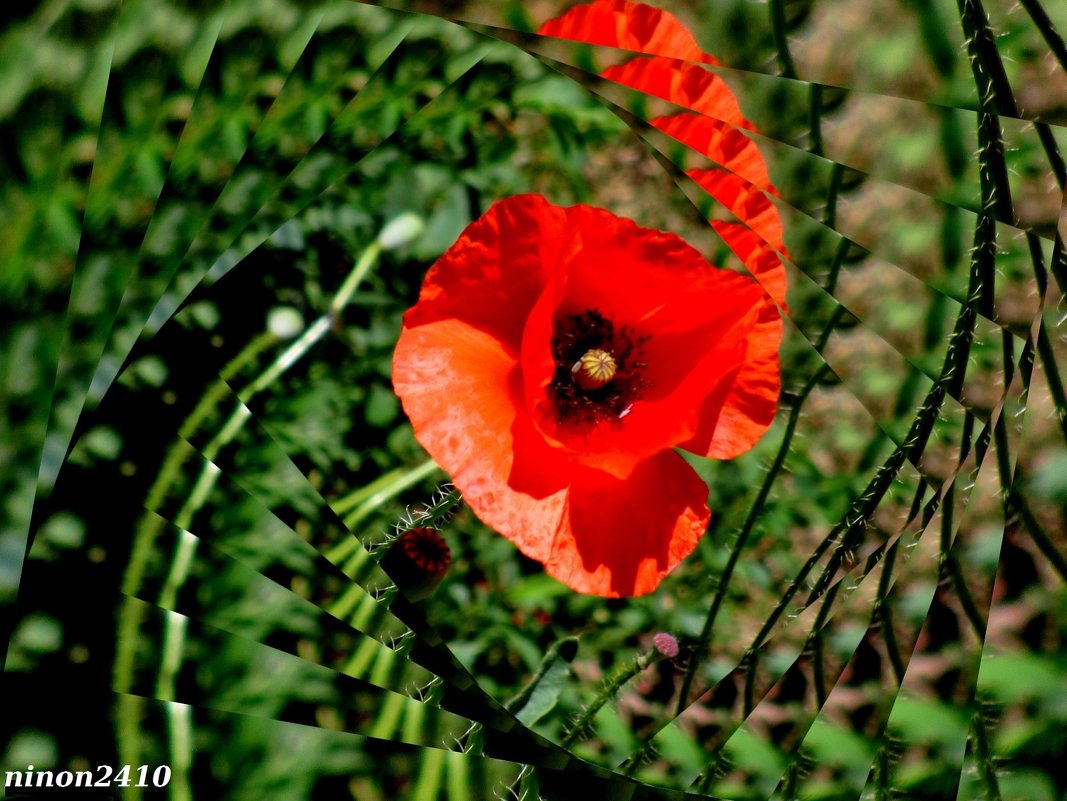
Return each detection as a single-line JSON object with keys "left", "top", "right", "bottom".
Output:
{"left": 978, "top": 652, "right": 1067, "bottom": 707}
{"left": 508, "top": 637, "right": 579, "bottom": 727}
{"left": 887, "top": 695, "right": 968, "bottom": 750}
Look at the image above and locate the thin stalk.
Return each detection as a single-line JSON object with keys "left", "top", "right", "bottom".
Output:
{"left": 971, "top": 702, "right": 1004, "bottom": 801}
{"left": 1019, "top": 0, "right": 1067, "bottom": 75}
{"left": 877, "top": 541, "right": 907, "bottom": 685}
{"left": 809, "top": 581, "right": 840, "bottom": 707}
{"left": 769, "top": 0, "right": 799, "bottom": 79}
{"left": 808, "top": 83, "right": 824, "bottom": 156}
{"left": 675, "top": 361, "right": 829, "bottom": 714}
{"left": 1010, "top": 486, "right": 1067, "bottom": 583}
{"left": 1036, "top": 123, "right": 1066, "bottom": 188}
{"left": 822, "top": 163, "right": 843, "bottom": 231}
{"left": 562, "top": 650, "right": 661, "bottom": 749}
{"left": 1032, "top": 284, "right": 1067, "bottom": 448}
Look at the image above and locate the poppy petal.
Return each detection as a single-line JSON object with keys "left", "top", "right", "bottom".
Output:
{"left": 696, "top": 171, "right": 785, "bottom": 253}
{"left": 654, "top": 113, "right": 772, "bottom": 190}
{"left": 538, "top": 0, "right": 717, "bottom": 64}
{"left": 402, "top": 194, "right": 570, "bottom": 350}
{"left": 683, "top": 297, "right": 782, "bottom": 459}
{"left": 544, "top": 450, "right": 710, "bottom": 597}
{"left": 602, "top": 58, "right": 745, "bottom": 127}
{"left": 712, "top": 219, "right": 789, "bottom": 308}
{"left": 393, "top": 318, "right": 573, "bottom": 560}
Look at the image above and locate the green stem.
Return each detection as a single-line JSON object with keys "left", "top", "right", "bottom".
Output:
{"left": 333, "top": 459, "right": 437, "bottom": 515}
{"left": 1018, "top": 0, "right": 1067, "bottom": 75}
{"left": 808, "top": 83, "right": 824, "bottom": 156}
{"left": 113, "top": 332, "right": 275, "bottom": 799}
{"left": 769, "top": 0, "right": 798, "bottom": 79}
{"left": 562, "top": 650, "right": 660, "bottom": 749}
{"left": 341, "top": 459, "right": 442, "bottom": 529}
{"left": 876, "top": 542, "right": 907, "bottom": 684}
{"left": 808, "top": 581, "right": 840, "bottom": 707}
{"left": 822, "top": 164, "right": 843, "bottom": 230}
{"left": 971, "top": 701, "right": 1003, "bottom": 801}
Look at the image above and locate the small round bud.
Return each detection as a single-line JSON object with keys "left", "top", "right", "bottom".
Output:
{"left": 379, "top": 527, "right": 451, "bottom": 602}
{"left": 267, "top": 307, "right": 304, "bottom": 339}
{"left": 571, "top": 348, "right": 617, "bottom": 391}
{"left": 377, "top": 212, "right": 425, "bottom": 251}
{"left": 653, "top": 632, "right": 679, "bottom": 659}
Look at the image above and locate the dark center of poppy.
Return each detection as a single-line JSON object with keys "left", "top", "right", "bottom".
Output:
{"left": 550, "top": 309, "right": 648, "bottom": 424}
{"left": 399, "top": 528, "right": 451, "bottom": 573}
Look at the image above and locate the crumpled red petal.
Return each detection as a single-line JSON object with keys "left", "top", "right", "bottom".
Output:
{"left": 694, "top": 170, "right": 785, "bottom": 252}
{"left": 546, "top": 450, "right": 711, "bottom": 596}
{"left": 538, "top": 0, "right": 718, "bottom": 64}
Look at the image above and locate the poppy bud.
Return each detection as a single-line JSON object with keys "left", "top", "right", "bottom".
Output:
{"left": 267, "top": 307, "right": 304, "bottom": 339}
{"left": 379, "top": 527, "right": 451, "bottom": 602}
{"left": 377, "top": 212, "right": 425, "bottom": 251}
{"left": 652, "top": 632, "right": 680, "bottom": 659}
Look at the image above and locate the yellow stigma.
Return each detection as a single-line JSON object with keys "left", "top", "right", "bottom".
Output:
{"left": 572, "top": 348, "right": 617, "bottom": 391}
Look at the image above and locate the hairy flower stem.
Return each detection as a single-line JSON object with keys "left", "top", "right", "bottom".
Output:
{"left": 876, "top": 541, "right": 907, "bottom": 684}
{"left": 957, "top": 0, "right": 1067, "bottom": 581}
{"left": 800, "top": 34, "right": 1012, "bottom": 608}
{"left": 732, "top": 84, "right": 1001, "bottom": 743}
{"left": 400, "top": 487, "right": 463, "bottom": 534}
{"left": 971, "top": 700, "right": 1004, "bottom": 801}
{"left": 563, "top": 650, "right": 662, "bottom": 750}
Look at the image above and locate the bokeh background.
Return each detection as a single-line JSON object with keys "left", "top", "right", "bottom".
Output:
{"left": 2, "top": 0, "right": 1066, "bottom": 799}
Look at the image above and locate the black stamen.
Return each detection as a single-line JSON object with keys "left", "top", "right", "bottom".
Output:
{"left": 549, "top": 309, "right": 649, "bottom": 425}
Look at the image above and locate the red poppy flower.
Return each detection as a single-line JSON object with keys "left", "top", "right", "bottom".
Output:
{"left": 392, "top": 195, "right": 781, "bottom": 597}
